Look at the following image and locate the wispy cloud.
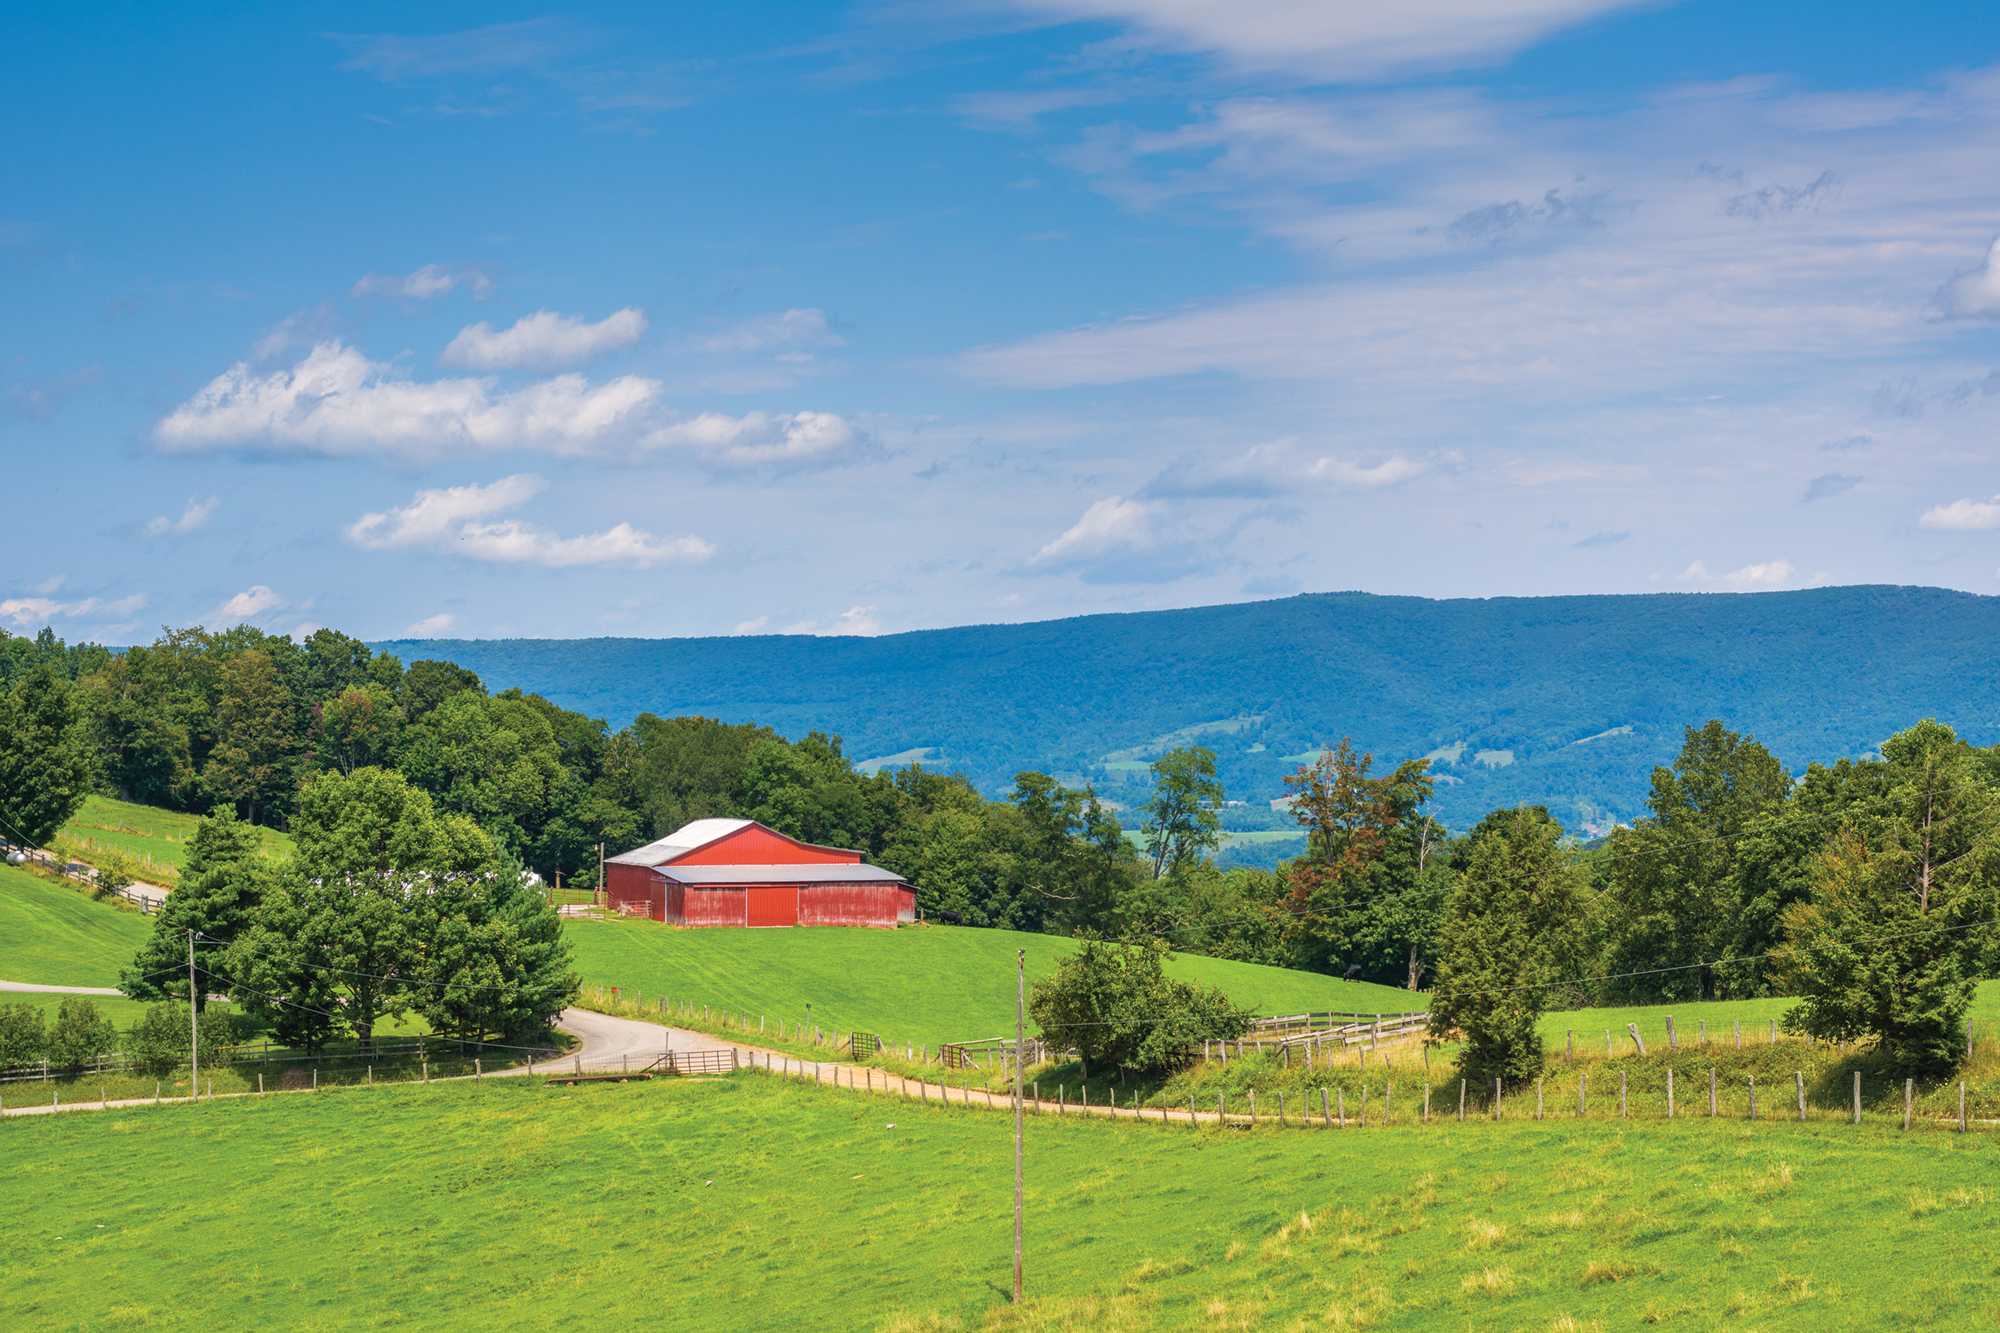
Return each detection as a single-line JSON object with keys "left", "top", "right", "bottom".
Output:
{"left": 352, "top": 264, "right": 492, "bottom": 301}
{"left": 1919, "top": 495, "right": 2000, "bottom": 531}
{"left": 993, "top": 0, "right": 1652, "bottom": 81}
{"left": 442, "top": 308, "right": 648, "bottom": 370}
{"left": 403, "top": 613, "right": 458, "bottom": 636}
{"left": 1938, "top": 236, "right": 2000, "bottom": 320}
{"left": 206, "top": 585, "right": 285, "bottom": 627}
{"left": 0, "top": 592, "right": 145, "bottom": 628}
{"left": 143, "top": 496, "right": 218, "bottom": 538}
{"left": 348, "top": 475, "right": 712, "bottom": 569}
{"left": 1572, "top": 530, "right": 1629, "bottom": 549}
{"left": 645, "top": 410, "right": 861, "bottom": 468}
{"left": 699, "top": 308, "right": 842, "bottom": 355}
{"left": 1678, "top": 558, "right": 1808, "bottom": 591}
{"left": 329, "top": 19, "right": 586, "bottom": 81}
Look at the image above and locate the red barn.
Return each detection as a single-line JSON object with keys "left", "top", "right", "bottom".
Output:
{"left": 602, "top": 819, "right": 915, "bottom": 928}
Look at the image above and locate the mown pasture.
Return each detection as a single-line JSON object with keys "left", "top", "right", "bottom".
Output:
{"left": 3, "top": 1073, "right": 1997, "bottom": 1329}
{"left": 0, "top": 863, "right": 149, "bottom": 987}
{"left": 52, "top": 794, "right": 292, "bottom": 887}
{"left": 562, "top": 916, "right": 1424, "bottom": 1048}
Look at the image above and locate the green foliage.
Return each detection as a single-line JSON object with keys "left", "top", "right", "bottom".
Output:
{"left": 0, "top": 663, "right": 95, "bottom": 845}
{"left": 201, "top": 648, "right": 302, "bottom": 825}
{"left": 123, "top": 806, "right": 270, "bottom": 1011}
{"left": 1602, "top": 722, "right": 1790, "bottom": 1001}
{"left": 1142, "top": 746, "right": 1223, "bottom": 878}
{"left": 125, "top": 1001, "right": 227, "bottom": 1078}
{"left": 1429, "top": 807, "right": 1592, "bottom": 1085}
{"left": 225, "top": 767, "right": 571, "bottom": 1049}
{"left": 44, "top": 996, "right": 116, "bottom": 1072}
{"left": 0, "top": 1002, "right": 44, "bottom": 1069}
{"left": 1029, "top": 937, "right": 1253, "bottom": 1074}
{"left": 1775, "top": 720, "right": 2000, "bottom": 1072}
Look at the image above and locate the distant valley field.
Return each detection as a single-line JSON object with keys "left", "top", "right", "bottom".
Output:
{"left": 380, "top": 585, "right": 2000, "bottom": 834}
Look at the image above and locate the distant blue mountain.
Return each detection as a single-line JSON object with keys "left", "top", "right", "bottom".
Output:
{"left": 376, "top": 586, "right": 2000, "bottom": 835}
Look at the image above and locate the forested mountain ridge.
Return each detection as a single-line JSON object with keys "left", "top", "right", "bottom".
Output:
{"left": 379, "top": 585, "right": 2000, "bottom": 834}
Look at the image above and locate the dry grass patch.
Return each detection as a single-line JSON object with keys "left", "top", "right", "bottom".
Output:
{"left": 1461, "top": 1267, "right": 1516, "bottom": 1296}
{"left": 1908, "top": 1187, "right": 1990, "bottom": 1217}
{"left": 1579, "top": 1257, "right": 1652, "bottom": 1286}
{"left": 1463, "top": 1218, "right": 1509, "bottom": 1250}
{"left": 1749, "top": 1161, "right": 1795, "bottom": 1197}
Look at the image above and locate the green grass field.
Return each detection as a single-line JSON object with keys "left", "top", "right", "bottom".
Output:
{"left": 3, "top": 1074, "right": 1996, "bottom": 1329}
{"left": 54, "top": 794, "right": 291, "bottom": 886}
{"left": 0, "top": 863, "right": 150, "bottom": 987}
{"left": 563, "top": 918, "right": 1424, "bottom": 1047}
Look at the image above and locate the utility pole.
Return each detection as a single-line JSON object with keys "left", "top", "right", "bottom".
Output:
{"left": 1013, "top": 948, "right": 1025, "bottom": 1304}
{"left": 597, "top": 842, "right": 606, "bottom": 909}
{"left": 187, "top": 928, "right": 199, "bottom": 1102}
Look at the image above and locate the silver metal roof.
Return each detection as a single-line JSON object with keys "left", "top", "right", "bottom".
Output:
{"left": 655, "top": 863, "right": 909, "bottom": 887}
{"left": 605, "top": 818, "right": 753, "bottom": 866}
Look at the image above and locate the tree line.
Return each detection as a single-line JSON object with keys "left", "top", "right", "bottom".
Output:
{"left": 4, "top": 622, "right": 1997, "bottom": 1076}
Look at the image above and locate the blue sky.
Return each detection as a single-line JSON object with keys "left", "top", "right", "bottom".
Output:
{"left": 6, "top": 1, "right": 2000, "bottom": 643}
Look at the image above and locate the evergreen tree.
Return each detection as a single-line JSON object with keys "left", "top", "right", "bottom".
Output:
{"left": 1428, "top": 807, "right": 1590, "bottom": 1086}
{"left": 1774, "top": 720, "right": 2000, "bottom": 1072}
{"left": 123, "top": 807, "right": 268, "bottom": 1012}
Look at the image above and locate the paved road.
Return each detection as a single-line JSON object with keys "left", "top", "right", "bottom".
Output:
{"left": 15, "top": 848, "right": 170, "bottom": 907}
{"left": 0, "top": 980, "right": 122, "bottom": 995}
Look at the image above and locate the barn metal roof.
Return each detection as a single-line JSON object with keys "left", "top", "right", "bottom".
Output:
{"left": 605, "top": 818, "right": 753, "bottom": 866}
{"left": 654, "top": 863, "right": 909, "bottom": 886}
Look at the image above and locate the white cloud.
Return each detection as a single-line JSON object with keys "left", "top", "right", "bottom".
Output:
{"left": 999, "top": 0, "right": 1650, "bottom": 81}
{"left": 347, "top": 476, "right": 712, "bottom": 569}
{"left": 143, "top": 496, "right": 218, "bottom": 538}
{"left": 731, "top": 616, "right": 771, "bottom": 635}
{"left": 352, "top": 264, "right": 492, "bottom": 300}
{"left": 348, "top": 475, "right": 547, "bottom": 549}
{"left": 0, "top": 593, "right": 145, "bottom": 628}
{"left": 1034, "top": 496, "right": 1155, "bottom": 564}
{"left": 700, "top": 308, "right": 842, "bottom": 354}
{"left": 953, "top": 88, "right": 1119, "bottom": 133}
{"left": 1307, "top": 455, "right": 1428, "bottom": 488}
{"left": 645, "top": 409, "right": 859, "bottom": 467}
{"left": 403, "top": 613, "right": 459, "bottom": 636}
{"left": 154, "top": 341, "right": 659, "bottom": 458}
{"left": 777, "top": 606, "right": 886, "bottom": 636}
{"left": 1920, "top": 495, "right": 2000, "bottom": 531}
{"left": 442, "top": 308, "right": 647, "bottom": 370}
{"left": 1939, "top": 237, "right": 2000, "bottom": 320}
{"left": 207, "top": 585, "right": 285, "bottom": 626}
{"left": 1678, "top": 559, "right": 1800, "bottom": 590}
{"left": 452, "top": 519, "right": 713, "bottom": 569}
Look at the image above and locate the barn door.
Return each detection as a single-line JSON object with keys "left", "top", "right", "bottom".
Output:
{"left": 746, "top": 886, "right": 799, "bottom": 927}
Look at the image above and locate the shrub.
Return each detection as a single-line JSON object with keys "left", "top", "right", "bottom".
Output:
{"left": 1029, "top": 937, "right": 1251, "bottom": 1075}
{"left": 0, "top": 1002, "right": 44, "bottom": 1070}
{"left": 45, "top": 996, "right": 116, "bottom": 1072}
{"left": 126, "top": 1002, "right": 227, "bottom": 1077}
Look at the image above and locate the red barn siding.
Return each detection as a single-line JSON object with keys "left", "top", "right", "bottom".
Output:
{"left": 746, "top": 886, "right": 800, "bottom": 927}
{"left": 798, "top": 884, "right": 916, "bottom": 928}
{"left": 605, "top": 861, "right": 660, "bottom": 917}
{"left": 682, "top": 887, "right": 748, "bottom": 926}
{"left": 668, "top": 825, "right": 861, "bottom": 867}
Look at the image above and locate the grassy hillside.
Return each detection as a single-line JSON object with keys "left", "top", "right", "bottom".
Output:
{"left": 54, "top": 794, "right": 291, "bottom": 886}
{"left": 563, "top": 919, "right": 1421, "bottom": 1046}
{"left": 0, "top": 863, "right": 149, "bottom": 987}
{"left": 5, "top": 1076, "right": 1998, "bottom": 1329}
{"left": 380, "top": 584, "right": 2000, "bottom": 831}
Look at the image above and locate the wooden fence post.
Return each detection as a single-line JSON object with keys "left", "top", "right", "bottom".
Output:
{"left": 1852, "top": 1070, "right": 1861, "bottom": 1125}
{"left": 1248, "top": 1089, "right": 1256, "bottom": 1125}
{"left": 1359, "top": 1084, "right": 1368, "bottom": 1125}
{"left": 1903, "top": 1077, "right": 1913, "bottom": 1131}
{"left": 1322, "top": 1086, "right": 1331, "bottom": 1127}
{"left": 1619, "top": 1071, "right": 1627, "bottom": 1118}
{"left": 1535, "top": 1078, "right": 1543, "bottom": 1120}
{"left": 1959, "top": 1083, "right": 1967, "bottom": 1133}
{"left": 1566, "top": 1030, "right": 1574, "bottom": 1062}
{"left": 1665, "top": 1015, "right": 1677, "bottom": 1052}
{"left": 1492, "top": 1077, "right": 1501, "bottom": 1121}
{"left": 1666, "top": 1067, "right": 1675, "bottom": 1120}
{"left": 258, "top": 1072, "right": 264, "bottom": 1095}
{"left": 1795, "top": 1070, "right": 1806, "bottom": 1122}
{"left": 1697, "top": 1019, "right": 1706, "bottom": 1047}
{"left": 1337, "top": 1087, "right": 1345, "bottom": 1128}
{"left": 1604, "top": 1030, "right": 1611, "bottom": 1056}
{"left": 1385, "top": 1081, "right": 1392, "bottom": 1124}
{"left": 1768, "top": 1019, "right": 1776, "bottom": 1045}
{"left": 1423, "top": 1082, "right": 1432, "bottom": 1123}
{"left": 1708, "top": 1067, "right": 1717, "bottom": 1117}
{"left": 1457, "top": 1079, "right": 1466, "bottom": 1121}
{"left": 1579, "top": 1072, "right": 1587, "bottom": 1116}
{"left": 1627, "top": 1024, "right": 1646, "bottom": 1056}
{"left": 1278, "top": 1091, "right": 1286, "bottom": 1126}
{"left": 1218, "top": 1091, "right": 1226, "bottom": 1124}
{"left": 1748, "top": 1074, "right": 1757, "bottom": 1120}
{"left": 1734, "top": 1019, "right": 1741, "bottom": 1049}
